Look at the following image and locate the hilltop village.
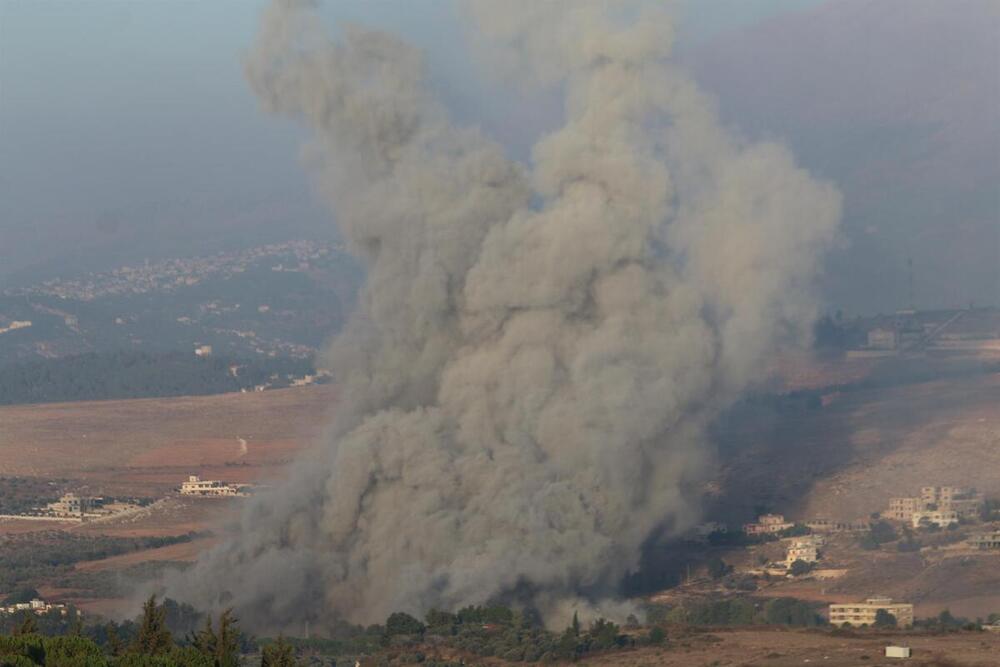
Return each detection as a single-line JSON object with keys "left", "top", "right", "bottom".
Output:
{"left": 668, "top": 483, "right": 1000, "bottom": 629}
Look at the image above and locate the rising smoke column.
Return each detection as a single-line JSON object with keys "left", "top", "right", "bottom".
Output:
{"left": 167, "top": 0, "right": 840, "bottom": 631}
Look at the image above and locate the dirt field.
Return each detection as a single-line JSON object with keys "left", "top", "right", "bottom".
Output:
{"left": 3, "top": 359, "right": 1000, "bottom": 635}
{"left": 0, "top": 385, "right": 335, "bottom": 496}
{"left": 0, "top": 386, "right": 335, "bottom": 615}
{"left": 577, "top": 627, "right": 999, "bottom": 666}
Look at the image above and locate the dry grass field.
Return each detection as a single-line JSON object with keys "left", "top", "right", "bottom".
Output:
{"left": 1, "top": 358, "right": 999, "bottom": 659}
{"left": 575, "top": 627, "right": 1000, "bottom": 666}
{"left": 0, "top": 385, "right": 335, "bottom": 497}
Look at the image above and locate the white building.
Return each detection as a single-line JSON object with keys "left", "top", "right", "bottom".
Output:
{"left": 743, "top": 514, "right": 793, "bottom": 535}
{"left": 180, "top": 475, "right": 246, "bottom": 497}
{"left": 829, "top": 597, "right": 914, "bottom": 628}
{"left": 46, "top": 493, "right": 102, "bottom": 517}
{"left": 786, "top": 543, "right": 819, "bottom": 566}
{"left": 911, "top": 509, "right": 958, "bottom": 528}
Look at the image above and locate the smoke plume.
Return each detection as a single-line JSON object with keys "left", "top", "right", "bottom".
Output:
{"left": 167, "top": 0, "right": 840, "bottom": 630}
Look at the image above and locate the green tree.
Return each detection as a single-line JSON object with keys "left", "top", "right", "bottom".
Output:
{"left": 874, "top": 609, "right": 897, "bottom": 628}
{"left": 214, "top": 609, "right": 241, "bottom": 667}
{"left": 260, "top": 635, "right": 298, "bottom": 667}
{"left": 192, "top": 616, "right": 217, "bottom": 658}
{"left": 192, "top": 609, "right": 241, "bottom": 667}
{"left": 132, "top": 595, "right": 173, "bottom": 655}
{"left": 15, "top": 612, "right": 38, "bottom": 636}
{"left": 385, "top": 612, "right": 424, "bottom": 637}
{"left": 106, "top": 622, "right": 125, "bottom": 657}
{"left": 571, "top": 610, "right": 580, "bottom": 637}
{"left": 788, "top": 559, "right": 813, "bottom": 577}
{"left": 68, "top": 612, "right": 84, "bottom": 636}
{"left": 648, "top": 626, "right": 666, "bottom": 644}
{"left": 869, "top": 521, "right": 898, "bottom": 545}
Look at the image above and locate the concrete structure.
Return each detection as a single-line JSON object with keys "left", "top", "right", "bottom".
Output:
{"left": 887, "top": 497, "right": 922, "bottom": 522}
{"left": 968, "top": 530, "right": 1000, "bottom": 550}
{"left": 911, "top": 509, "right": 958, "bottom": 528}
{"left": 921, "top": 486, "right": 982, "bottom": 519}
{"left": 786, "top": 543, "right": 819, "bottom": 566}
{"left": 868, "top": 328, "right": 898, "bottom": 350}
{"left": 0, "top": 598, "right": 69, "bottom": 617}
{"left": 743, "top": 514, "right": 793, "bottom": 535}
{"left": 886, "top": 486, "right": 982, "bottom": 523}
{"left": 829, "top": 597, "right": 914, "bottom": 628}
{"left": 180, "top": 475, "right": 246, "bottom": 497}
{"left": 885, "top": 646, "right": 911, "bottom": 658}
{"left": 805, "top": 519, "right": 869, "bottom": 533}
{"left": 46, "top": 493, "right": 101, "bottom": 518}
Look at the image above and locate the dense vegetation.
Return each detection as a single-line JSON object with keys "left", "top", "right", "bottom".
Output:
{"left": 4, "top": 594, "right": 999, "bottom": 666}
{"left": 0, "top": 532, "right": 204, "bottom": 593}
{"left": 0, "top": 351, "right": 320, "bottom": 405}
{"left": 0, "top": 478, "right": 71, "bottom": 515}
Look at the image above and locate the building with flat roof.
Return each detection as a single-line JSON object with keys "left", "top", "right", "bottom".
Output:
{"left": 180, "top": 475, "right": 246, "bottom": 497}
{"left": 829, "top": 597, "right": 914, "bottom": 628}
{"left": 887, "top": 497, "right": 922, "bottom": 522}
{"left": 968, "top": 531, "right": 1000, "bottom": 550}
{"left": 911, "top": 509, "right": 958, "bottom": 528}
{"left": 886, "top": 486, "right": 982, "bottom": 524}
{"left": 805, "top": 518, "right": 869, "bottom": 533}
{"left": 45, "top": 493, "right": 102, "bottom": 518}
{"left": 786, "top": 544, "right": 819, "bottom": 566}
{"left": 743, "top": 514, "right": 793, "bottom": 535}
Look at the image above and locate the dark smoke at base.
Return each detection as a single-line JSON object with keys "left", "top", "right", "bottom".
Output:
{"left": 164, "top": 0, "right": 840, "bottom": 632}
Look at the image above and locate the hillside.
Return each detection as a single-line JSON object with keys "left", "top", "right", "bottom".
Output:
{"left": 2, "top": 356, "right": 1000, "bottom": 627}
{"left": 709, "top": 363, "right": 1000, "bottom": 524}
{"left": 0, "top": 240, "right": 362, "bottom": 366}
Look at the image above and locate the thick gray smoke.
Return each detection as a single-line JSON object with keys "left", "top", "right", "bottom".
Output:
{"left": 167, "top": 0, "right": 840, "bottom": 630}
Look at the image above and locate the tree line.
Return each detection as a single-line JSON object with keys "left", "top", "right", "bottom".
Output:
{"left": 0, "top": 351, "right": 320, "bottom": 405}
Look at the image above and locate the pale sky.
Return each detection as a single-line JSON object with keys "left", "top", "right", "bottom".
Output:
{"left": 0, "top": 0, "right": 827, "bottom": 283}
{"left": 21, "top": 0, "right": 997, "bottom": 316}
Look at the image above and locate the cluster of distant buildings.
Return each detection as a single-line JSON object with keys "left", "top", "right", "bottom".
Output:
{"left": 886, "top": 486, "right": 982, "bottom": 528}
{"left": 851, "top": 307, "right": 1000, "bottom": 357}
{"left": 3, "top": 240, "right": 342, "bottom": 302}
{"left": 0, "top": 493, "right": 142, "bottom": 523}
{"left": 0, "top": 598, "right": 72, "bottom": 617}
{"left": 742, "top": 513, "right": 869, "bottom": 537}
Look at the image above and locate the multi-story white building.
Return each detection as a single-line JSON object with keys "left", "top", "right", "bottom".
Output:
{"left": 886, "top": 497, "right": 922, "bottom": 522}
{"left": 743, "top": 514, "right": 794, "bottom": 535}
{"left": 786, "top": 544, "right": 819, "bottom": 566}
{"left": 46, "top": 493, "right": 102, "bottom": 518}
{"left": 180, "top": 475, "right": 246, "bottom": 497}
{"left": 886, "top": 486, "right": 982, "bottom": 523}
{"left": 829, "top": 597, "right": 914, "bottom": 628}
{"left": 968, "top": 531, "right": 1000, "bottom": 550}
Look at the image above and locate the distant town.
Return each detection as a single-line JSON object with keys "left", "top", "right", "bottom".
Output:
{"left": 2, "top": 240, "right": 343, "bottom": 303}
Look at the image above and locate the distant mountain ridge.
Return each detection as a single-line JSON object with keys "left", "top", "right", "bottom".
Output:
{"left": 0, "top": 240, "right": 362, "bottom": 366}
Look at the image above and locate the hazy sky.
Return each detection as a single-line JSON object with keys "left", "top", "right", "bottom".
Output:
{"left": 0, "top": 0, "right": 825, "bottom": 278}
{"left": 5, "top": 0, "right": 993, "bottom": 315}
